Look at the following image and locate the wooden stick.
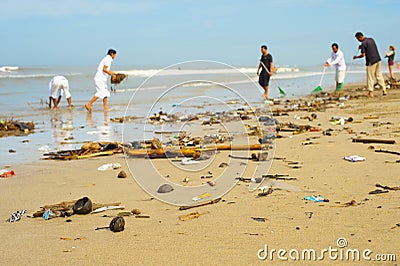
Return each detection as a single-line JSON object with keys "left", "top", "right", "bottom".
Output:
{"left": 179, "top": 198, "right": 221, "bottom": 211}
{"left": 352, "top": 138, "right": 396, "bottom": 144}
{"left": 375, "top": 149, "right": 400, "bottom": 156}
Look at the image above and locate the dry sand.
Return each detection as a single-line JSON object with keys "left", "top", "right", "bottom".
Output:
{"left": 1, "top": 83, "right": 400, "bottom": 265}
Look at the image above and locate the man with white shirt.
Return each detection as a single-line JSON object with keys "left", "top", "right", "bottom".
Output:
{"left": 325, "top": 43, "right": 346, "bottom": 93}
{"left": 85, "top": 49, "right": 117, "bottom": 112}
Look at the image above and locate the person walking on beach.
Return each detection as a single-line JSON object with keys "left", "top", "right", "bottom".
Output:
{"left": 257, "top": 45, "right": 273, "bottom": 101}
{"left": 85, "top": 49, "right": 117, "bottom": 112}
{"left": 353, "top": 32, "right": 387, "bottom": 97}
{"left": 48, "top": 76, "right": 72, "bottom": 110}
{"left": 325, "top": 43, "right": 346, "bottom": 93}
{"left": 385, "top": 45, "right": 395, "bottom": 80}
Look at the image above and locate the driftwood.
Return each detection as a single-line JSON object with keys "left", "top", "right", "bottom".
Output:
{"left": 376, "top": 183, "right": 400, "bottom": 191}
{"left": 32, "top": 200, "right": 121, "bottom": 217}
{"left": 375, "top": 149, "right": 400, "bottom": 156}
{"left": 352, "top": 138, "right": 396, "bottom": 144}
{"left": 125, "top": 144, "right": 269, "bottom": 158}
{"left": 42, "top": 142, "right": 122, "bottom": 160}
{"left": 179, "top": 198, "right": 221, "bottom": 211}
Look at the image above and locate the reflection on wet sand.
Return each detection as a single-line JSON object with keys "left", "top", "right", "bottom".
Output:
{"left": 86, "top": 110, "right": 113, "bottom": 142}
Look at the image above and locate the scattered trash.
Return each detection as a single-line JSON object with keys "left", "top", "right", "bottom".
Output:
{"left": 92, "top": 205, "right": 125, "bottom": 213}
{"left": 0, "top": 119, "right": 34, "bottom": 137}
{"left": 390, "top": 223, "right": 400, "bottom": 229}
{"left": 117, "top": 170, "right": 127, "bottom": 179}
{"left": 207, "top": 180, "right": 216, "bottom": 186}
{"left": 179, "top": 198, "right": 221, "bottom": 210}
{"left": 375, "top": 183, "right": 400, "bottom": 191}
{"left": 38, "top": 145, "right": 51, "bottom": 152}
{"left": 181, "top": 158, "right": 200, "bottom": 165}
{"left": 72, "top": 197, "right": 93, "bottom": 215}
{"left": 251, "top": 217, "right": 268, "bottom": 222}
{"left": 219, "top": 162, "right": 229, "bottom": 168}
{"left": 257, "top": 187, "right": 273, "bottom": 197}
{"left": 95, "top": 216, "right": 125, "bottom": 232}
{"left": 157, "top": 184, "right": 174, "bottom": 193}
{"left": 305, "top": 212, "right": 313, "bottom": 219}
{"left": 32, "top": 199, "right": 121, "bottom": 218}
{"left": 97, "top": 163, "right": 121, "bottom": 171}
{"left": 135, "top": 215, "right": 150, "bottom": 219}
{"left": 352, "top": 138, "right": 396, "bottom": 144}
{"left": 7, "top": 210, "right": 26, "bottom": 222}
{"left": 344, "top": 155, "right": 366, "bottom": 162}
{"left": 333, "top": 200, "right": 361, "bottom": 207}
{"left": 192, "top": 192, "right": 211, "bottom": 202}
{"left": 304, "top": 195, "right": 329, "bottom": 202}
{"left": 131, "top": 208, "right": 141, "bottom": 215}
{"left": 43, "top": 209, "right": 57, "bottom": 220}
{"left": 369, "top": 189, "right": 389, "bottom": 195}
{"left": 178, "top": 211, "right": 209, "bottom": 221}
{"left": 0, "top": 169, "right": 15, "bottom": 178}
{"left": 375, "top": 149, "right": 400, "bottom": 156}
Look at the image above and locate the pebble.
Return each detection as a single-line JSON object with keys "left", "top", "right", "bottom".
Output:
{"left": 157, "top": 184, "right": 174, "bottom": 193}
{"left": 117, "top": 170, "right": 127, "bottom": 179}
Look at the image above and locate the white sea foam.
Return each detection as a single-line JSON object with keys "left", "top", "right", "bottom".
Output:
{"left": 0, "top": 66, "right": 19, "bottom": 72}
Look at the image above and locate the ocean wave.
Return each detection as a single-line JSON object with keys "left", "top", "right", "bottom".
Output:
{"left": 0, "top": 72, "right": 82, "bottom": 79}
{"left": 0, "top": 66, "right": 19, "bottom": 72}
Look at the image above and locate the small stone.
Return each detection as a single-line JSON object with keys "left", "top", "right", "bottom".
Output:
{"left": 296, "top": 226, "right": 300, "bottom": 230}
{"left": 117, "top": 170, "right": 127, "bottom": 179}
{"left": 131, "top": 208, "right": 141, "bottom": 215}
{"left": 9, "top": 149, "right": 16, "bottom": 153}
{"left": 157, "top": 184, "right": 174, "bottom": 193}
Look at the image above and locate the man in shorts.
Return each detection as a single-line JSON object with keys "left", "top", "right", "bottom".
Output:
{"left": 49, "top": 76, "right": 72, "bottom": 110}
{"left": 85, "top": 49, "right": 117, "bottom": 112}
{"left": 325, "top": 43, "right": 346, "bottom": 93}
{"left": 257, "top": 45, "right": 273, "bottom": 100}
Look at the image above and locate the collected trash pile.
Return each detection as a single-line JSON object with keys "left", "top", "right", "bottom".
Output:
{"left": 42, "top": 142, "right": 122, "bottom": 160}
{"left": 0, "top": 119, "right": 34, "bottom": 137}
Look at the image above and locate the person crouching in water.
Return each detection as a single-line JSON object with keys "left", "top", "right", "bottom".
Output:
{"left": 49, "top": 76, "right": 72, "bottom": 110}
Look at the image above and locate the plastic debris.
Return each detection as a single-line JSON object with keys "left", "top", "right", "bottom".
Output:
{"left": 97, "top": 163, "right": 121, "bottom": 171}
{"left": 344, "top": 155, "right": 366, "bottom": 162}
{"left": 0, "top": 169, "right": 15, "bottom": 178}
{"left": 304, "top": 195, "right": 329, "bottom": 202}
{"left": 7, "top": 210, "right": 26, "bottom": 222}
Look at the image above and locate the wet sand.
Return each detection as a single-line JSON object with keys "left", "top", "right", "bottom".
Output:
{"left": 1, "top": 82, "right": 400, "bottom": 265}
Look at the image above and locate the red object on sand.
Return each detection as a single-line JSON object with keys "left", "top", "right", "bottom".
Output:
{"left": 0, "top": 170, "right": 15, "bottom": 178}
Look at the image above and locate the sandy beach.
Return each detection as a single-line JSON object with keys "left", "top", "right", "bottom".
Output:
{"left": 1, "top": 81, "right": 400, "bottom": 265}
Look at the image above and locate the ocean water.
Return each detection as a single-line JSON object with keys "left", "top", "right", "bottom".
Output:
{"left": 0, "top": 61, "right": 379, "bottom": 165}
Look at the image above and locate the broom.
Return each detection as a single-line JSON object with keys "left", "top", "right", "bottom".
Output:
{"left": 312, "top": 67, "right": 327, "bottom": 93}
{"left": 260, "top": 61, "right": 286, "bottom": 97}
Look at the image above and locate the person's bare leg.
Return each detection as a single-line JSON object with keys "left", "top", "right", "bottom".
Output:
{"left": 103, "top": 97, "right": 109, "bottom": 111}
{"left": 67, "top": 97, "right": 72, "bottom": 109}
{"left": 57, "top": 96, "right": 61, "bottom": 105}
{"left": 389, "top": 65, "right": 395, "bottom": 80}
{"left": 49, "top": 97, "right": 52, "bottom": 108}
{"left": 263, "top": 86, "right": 269, "bottom": 100}
{"left": 85, "top": 96, "right": 98, "bottom": 113}
{"left": 52, "top": 98, "right": 59, "bottom": 110}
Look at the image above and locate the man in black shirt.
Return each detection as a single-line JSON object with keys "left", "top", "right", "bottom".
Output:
{"left": 353, "top": 32, "right": 387, "bottom": 97}
{"left": 257, "top": 45, "right": 273, "bottom": 100}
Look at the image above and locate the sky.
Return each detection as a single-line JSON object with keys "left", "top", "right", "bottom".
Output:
{"left": 1, "top": 0, "right": 399, "bottom": 67}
